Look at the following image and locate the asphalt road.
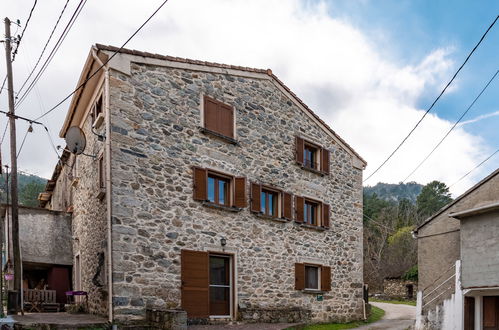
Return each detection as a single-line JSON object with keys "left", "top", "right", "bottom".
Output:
{"left": 353, "top": 302, "right": 416, "bottom": 330}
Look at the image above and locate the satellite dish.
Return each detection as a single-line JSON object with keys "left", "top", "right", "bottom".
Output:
{"left": 65, "top": 126, "right": 87, "bottom": 155}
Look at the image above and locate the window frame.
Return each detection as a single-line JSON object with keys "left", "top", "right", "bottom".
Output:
{"left": 207, "top": 170, "right": 233, "bottom": 207}
{"left": 260, "top": 187, "right": 280, "bottom": 218}
{"left": 304, "top": 264, "right": 321, "bottom": 290}
{"left": 303, "top": 142, "right": 320, "bottom": 170}
{"left": 91, "top": 93, "right": 104, "bottom": 128}
{"left": 304, "top": 198, "right": 321, "bottom": 226}
{"left": 202, "top": 95, "right": 236, "bottom": 141}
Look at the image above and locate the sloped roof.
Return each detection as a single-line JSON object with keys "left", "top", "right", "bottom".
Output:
{"left": 92, "top": 44, "right": 366, "bottom": 166}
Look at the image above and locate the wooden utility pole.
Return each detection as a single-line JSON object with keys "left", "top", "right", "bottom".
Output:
{"left": 3, "top": 17, "right": 21, "bottom": 314}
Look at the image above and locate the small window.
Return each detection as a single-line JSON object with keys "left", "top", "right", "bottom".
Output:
{"left": 91, "top": 94, "right": 104, "bottom": 128}
{"left": 261, "top": 189, "right": 278, "bottom": 217}
{"left": 207, "top": 174, "right": 230, "bottom": 206}
{"left": 304, "top": 144, "right": 319, "bottom": 170}
{"left": 304, "top": 200, "right": 318, "bottom": 225}
{"left": 98, "top": 156, "right": 106, "bottom": 189}
{"left": 305, "top": 265, "right": 320, "bottom": 290}
{"left": 203, "top": 96, "right": 234, "bottom": 139}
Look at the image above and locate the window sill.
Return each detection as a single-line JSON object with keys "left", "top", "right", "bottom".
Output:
{"left": 199, "top": 127, "right": 239, "bottom": 145}
{"left": 253, "top": 212, "right": 290, "bottom": 223}
{"left": 296, "top": 223, "right": 328, "bottom": 231}
{"left": 202, "top": 201, "right": 242, "bottom": 212}
{"left": 299, "top": 164, "right": 325, "bottom": 176}
{"left": 302, "top": 289, "right": 325, "bottom": 294}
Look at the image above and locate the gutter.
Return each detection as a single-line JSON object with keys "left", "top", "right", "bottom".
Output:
{"left": 91, "top": 48, "right": 113, "bottom": 323}
{"left": 449, "top": 202, "right": 499, "bottom": 220}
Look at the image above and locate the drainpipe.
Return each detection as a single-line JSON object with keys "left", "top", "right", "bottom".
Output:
{"left": 92, "top": 48, "right": 113, "bottom": 323}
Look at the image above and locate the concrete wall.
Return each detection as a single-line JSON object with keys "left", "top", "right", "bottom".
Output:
{"left": 417, "top": 170, "right": 499, "bottom": 292}
{"left": 461, "top": 210, "right": 499, "bottom": 289}
{"left": 5, "top": 206, "right": 72, "bottom": 266}
{"left": 107, "top": 58, "right": 364, "bottom": 323}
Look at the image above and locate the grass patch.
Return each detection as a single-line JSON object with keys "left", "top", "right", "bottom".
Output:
{"left": 285, "top": 306, "right": 385, "bottom": 330}
{"left": 369, "top": 298, "right": 416, "bottom": 306}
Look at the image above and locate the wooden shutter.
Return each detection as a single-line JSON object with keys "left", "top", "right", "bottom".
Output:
{"left": 321, "top": 148, "right": 330, "bottom": 174}
{"left": 219, "top": 103, "right": 234, "bottom": 138}
{"left": 204, "top": 97, "right": 218, "bottom": 133}
{"left": 295, "top": 136, "right": 304, "bottom": 165}
{"left": 295, "top": 196, "right": 304, "bottom": 223}
{"left": 282, "top": 192, "right": 293, "bottom": 220}
{"left": 322, "top": 203, "right": 330, "bottom": 228}
{"left": 295, "top": 263, "right": 305, "bottom": 290}
{"left": 483, "top": 296, "right": 497, "bottom": 327}
{"left": 193, "top": 167, "right": 207, "bottom": 201}
{"left": 321, "top": 266, "right": 331, "bottom": 291}
{"left": 250, "top": 183, "right": 261, "bottom": 213}
{"left": 181, "top": 250, "right": 209, "bottom": 318}
{"left": 234, "top": 177, "right": 246, "bottom": 208}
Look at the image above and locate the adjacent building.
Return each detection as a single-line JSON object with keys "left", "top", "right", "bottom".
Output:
{"left": 40, "top": 44, "right": 367, "bottom": 325}
{"left": 414, "top": 168, "right": 499, "bottom": 330}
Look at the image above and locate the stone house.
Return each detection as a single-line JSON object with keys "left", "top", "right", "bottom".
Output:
{"left": 414, "top": 168, "right": 499, "bottom": 330}
{"left": 41, "top": 44, "right": 367, "bottom": 325}
{"left": 382, "top": 277, "right": 417, "bottom": 300}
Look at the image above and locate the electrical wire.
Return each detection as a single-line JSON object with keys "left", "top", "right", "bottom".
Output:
{"left": 363, "top": 15, "right": 499, "bottom": 183}
{"left": 33, "top": 0, "right": 170, "bottom": 122}
{"left": 11, "top": 0, "right": 38, "bottom": 62}
{"left": 0, "top": 122, "right": 9, "bottom": 146}
{"left": 448, "top": 148, "right": 499, "bottom": 189}
{"left": 16, "top": 126, "right": 31, "bottom": 158}
{"left": 15, "top": 0, "right": 88, "bottom": 109}
{"left": 15, "top": 0, "right": 71, "bottom": 98}
{"left": 0, "top": 76, "right": 7, "bottom": 96}
{"left": 402, "top": 69, "right": 499, "bottom": 182}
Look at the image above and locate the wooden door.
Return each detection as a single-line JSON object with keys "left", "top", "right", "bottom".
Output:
{"left": 209, "top": 255, "right": 231, "bottom": 316}
{"left": 483, "top": 296, "right": 499, "bottom": 330}
{"left": 181, "top": 250, "right": 209, "bottom": 318}
{"left": 464, "top": 296, "right": 475, "bottom": 330}
{"left": 47, "top": 266, "right": 71, "bottom": 304}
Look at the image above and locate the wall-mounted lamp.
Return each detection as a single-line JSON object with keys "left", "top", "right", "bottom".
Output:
{"left": 220, "top": 237, "right": 227, "bottom": 247}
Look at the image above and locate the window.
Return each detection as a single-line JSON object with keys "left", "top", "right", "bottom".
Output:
{"left": 261, "top": 189, "right": 278, "bottom": 217}
{"left": 91, "top": 94, "right": 104, "bottom": 128}
{"left": 98, "top": 155, "right": 106, "bottom": 189}
{"left": 208, "top": 174, "right": 230, "bottom": 206}
{"left": 203, "top": 96, "right": 234, "bottom": 139}
{"left": 304, "top": 200, "right": 318, "bottom": 225}
{"left": 193, "top": 167, "right": 246, "bottom": 209}
{"left": 295, "top": 136, "right": 330, "bottom": 174}
{"left": 305, "top": 265, "right": 320, "bottom": 290}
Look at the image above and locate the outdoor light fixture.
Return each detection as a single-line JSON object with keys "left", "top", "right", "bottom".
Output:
{"left": 220, "top": 237, "right": 227, "bottom": 247}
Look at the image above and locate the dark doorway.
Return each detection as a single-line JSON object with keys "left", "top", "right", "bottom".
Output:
{"left": 483, "top": 296, "right": 499, "bottom": 330}
{"left": 209, "top": 255, "right": 231, "bottom": 316}
{"left": 406, "top": 284, "right": 414, "bottom": 299}
{"left": 464, "top": 296, "right": 475, "bottom": 330}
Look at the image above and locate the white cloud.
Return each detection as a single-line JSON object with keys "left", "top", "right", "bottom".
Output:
{"left": 0, "top": 0, "right": 493, "bottom": 195}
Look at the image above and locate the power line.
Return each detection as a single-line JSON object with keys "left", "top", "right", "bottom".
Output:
{"left": 15, "top": 0, "right": 71, "bottom": 98}
{"left": 15, "top": 0, "right": 87, "bottom": 109}
{"left": 33, "top": 0, "right": 170, "bottom": 122}
{"left": 0, "top": 76, "right": 7, "bottom": 96}
{"left": 16, "top": 125, "right": 31, "bottom": 158}
{"left": 402, "top": 69, "right": 499, "bottom": 182}
{"left": 11, "top": 0, "right": 38, "bottom": 62}
{"left": 449, "top": 148, "right": 499, "bottom": 189}
{"left": 364, "top": 15, "right": 499, "bottom": 183}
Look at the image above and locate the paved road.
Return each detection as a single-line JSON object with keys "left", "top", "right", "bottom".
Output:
{"left": 189, "top": 323, "right": 296, "bottom": 330}
{"left": 353, "top": 302, "right": 416, "bottom": 330}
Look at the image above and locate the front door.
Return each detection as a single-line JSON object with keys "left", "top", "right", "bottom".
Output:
{"left": 209, "top": 255, "right": 231, "bottom": 317}
{"left": 484, "top": 296, "right": 499, "bottom": 330}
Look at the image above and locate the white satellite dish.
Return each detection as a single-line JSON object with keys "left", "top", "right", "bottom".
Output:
{"left": 65, "top": 126, "right": 87, "bottom": 155}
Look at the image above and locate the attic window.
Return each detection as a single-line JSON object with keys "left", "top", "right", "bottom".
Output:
{"left": 91, "top": 94, "right": 104, "bottom": 128}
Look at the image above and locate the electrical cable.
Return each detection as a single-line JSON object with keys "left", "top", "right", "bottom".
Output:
{"left": 15, "top": 0, "right": 71, "bottom": 98}
{"left": 33, "top": 0, "right": 170, "bottom": 122}
{"left": 402, "top": 69, "right": 499, "bottom": 182}
{"left": 15, "top": 0, "right": 87, "bottom": 109}
{"left": 448, "top": 147, "right": 499, "bottom": 189}
{"left": 363, "top": 15, "right": 499, "bottom": 183}
{"left": 16, "top": 126, "right": 31, "bottom": 158}
{"left": 11, "top": 0, "right": 38, "bottom": 62}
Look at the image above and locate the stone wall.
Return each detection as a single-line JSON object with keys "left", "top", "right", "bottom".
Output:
{"left": 383, "top": 278, "right": 417, "bottom": 299}
{"left": 107, "top": 59, "right": 364, "bottom": 323}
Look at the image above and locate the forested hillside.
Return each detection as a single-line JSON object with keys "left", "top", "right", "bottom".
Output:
{"left": 0, "top": 172, "right": 47, "bottom": 207}
{"left": 363, "top": 181, "right": 452, "bottom": 291}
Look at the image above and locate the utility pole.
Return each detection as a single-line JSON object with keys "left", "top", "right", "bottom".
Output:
{"left": 3, "top": 17, "right": 21, "bottom": 314}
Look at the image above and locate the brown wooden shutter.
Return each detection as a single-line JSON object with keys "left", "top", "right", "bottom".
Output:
{"left": 322, "top": 203, "right": 330, "bottom": 228}
{"left": 295, "top": 263, "right": 305, "bottom": 290}
{"left": 234, "top": 177, "right": 246, "bottom": 208}
{"left": 204, "top": 97, "right": 218, "bottom": 133}
{"left": 295, "top": 196, "right": 304, "bottom": 223}
{"left": 321, "top": 148, "right": 330, "bottom": 174}
{"left": 181, "top": 250, "right": 209, "bottom": 318}
{"left": 219, "top": 103, "right": 234, "bottom": 138}
{"left": 250, "top": 183, "right": 261, "bottom": 213}
{"left": 282, "top": 192, "right": 293, "bottom": 220}
{"left": 295, "top": 136, "right": 304, "bottom": 165}
{"left": 321, "top": 266, "right": 331, "bottom": 291}
{"left": 193, "top": 167, "right": 207, "bottom": 201}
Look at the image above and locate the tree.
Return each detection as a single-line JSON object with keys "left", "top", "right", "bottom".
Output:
{"left": 19, "top": 181, "right": 46, "bottom": 207}
{"left": 416, "top": 180, "right": 452, "bottom": 222}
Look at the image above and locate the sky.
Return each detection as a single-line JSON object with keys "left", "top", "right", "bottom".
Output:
{"left": 0, "top": 0, "right": 498, "bottom": 196}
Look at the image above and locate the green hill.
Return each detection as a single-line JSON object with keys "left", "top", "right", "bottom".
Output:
{"left": 0, "top": 172, "right": 48, "bottom": 207}
{"left": 364, "top": 182, "right": 423, "bottom": 203}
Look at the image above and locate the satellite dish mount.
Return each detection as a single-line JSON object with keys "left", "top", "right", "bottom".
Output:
{"left": 65, "top": 126, "right": 96, "bottom": 158}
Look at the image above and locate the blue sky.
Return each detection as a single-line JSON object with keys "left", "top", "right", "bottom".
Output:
{"left": 0, "top": 0, "right": 497, "bottom": 195}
